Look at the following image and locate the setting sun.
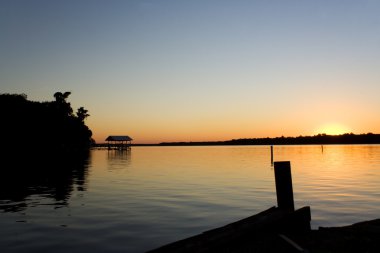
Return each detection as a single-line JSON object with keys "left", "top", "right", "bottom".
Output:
{"left": 315, "top": 123, "right": 352, "bottom": 135}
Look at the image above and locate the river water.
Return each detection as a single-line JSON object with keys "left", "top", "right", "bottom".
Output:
{"left": 0, "top": 145, "right": 379, "bottom": 252}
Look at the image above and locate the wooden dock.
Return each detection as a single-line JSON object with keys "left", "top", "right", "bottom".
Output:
{"left": 147, "top": 206, "right": 311, "bottom": 253}
{"left": 146, "top": 160, "right": 380, "bottom": 252}
{"left": 147, "top": 206, "right": 380, "bottom": 253}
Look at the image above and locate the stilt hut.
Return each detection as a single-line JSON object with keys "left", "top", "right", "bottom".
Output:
{"left": 105, "top": 136, "right": 133, "bottom": 150}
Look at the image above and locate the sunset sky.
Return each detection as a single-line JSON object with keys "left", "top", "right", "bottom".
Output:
{"left": 1, "top": 0, "right": 380, "bottom": 143}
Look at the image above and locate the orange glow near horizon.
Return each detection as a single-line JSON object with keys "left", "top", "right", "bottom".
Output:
{"left": 90, "top": 124, "right": 355, "bottom": 144}
{"left": 87, "top": 110, "right": 377, "bottom": 144}
{"left": 314, "top": 123, "right": 352, "bottom": 136}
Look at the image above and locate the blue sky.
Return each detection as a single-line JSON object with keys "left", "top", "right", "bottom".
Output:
{"left": 1, "top": 0, "right": 380, "bottom": 143}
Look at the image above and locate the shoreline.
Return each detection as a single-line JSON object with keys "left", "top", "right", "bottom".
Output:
{"left": 93, "top": 133, "right": 380, "bottom": 147}
{"left": 92, "top": 142, "right": 380, "bottom": 148}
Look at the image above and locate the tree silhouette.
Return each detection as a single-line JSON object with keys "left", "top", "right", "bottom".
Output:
{"left": 53, "top": 91, "right": 73, "bottom": 116}
{"left": 1, "top": 92, "right": 93, "bottom": 157}
{"left": 76, "top": 107, "right": 90, "bottom": 122}
{"left": 53, "top": 91, "right": 71, "bottom": 103}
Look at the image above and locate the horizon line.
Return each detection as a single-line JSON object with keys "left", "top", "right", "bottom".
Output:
{"left": 94, "top": 132, "right": 379, "bottom": 146}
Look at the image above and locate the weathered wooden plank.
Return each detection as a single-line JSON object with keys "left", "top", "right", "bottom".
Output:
{"left": 147, "top": 206, "right": 311, "bottom": 253}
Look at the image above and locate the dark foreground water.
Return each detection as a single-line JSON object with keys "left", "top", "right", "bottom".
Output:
{"left": 0, "top": 145, "right": 379, "bottom": 252}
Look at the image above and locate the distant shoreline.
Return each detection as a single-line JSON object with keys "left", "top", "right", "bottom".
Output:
{"left": 93, "top": 133, "right": 380, "bottom": 147}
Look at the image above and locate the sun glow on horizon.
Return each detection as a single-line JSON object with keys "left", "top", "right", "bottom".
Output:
{"left": 315, "top": 123, "right": 352, "bottom": 136}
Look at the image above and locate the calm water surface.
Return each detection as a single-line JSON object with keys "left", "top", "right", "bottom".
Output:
{"left": 0, "top": 145, "right": 379, "bottom": 252}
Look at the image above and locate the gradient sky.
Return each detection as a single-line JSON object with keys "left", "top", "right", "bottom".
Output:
{"left": 1, "top": 0, "right": 380, "bottom": 143}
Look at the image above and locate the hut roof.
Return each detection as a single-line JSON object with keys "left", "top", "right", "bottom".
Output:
{"left": 105, "top": 136, "right": 133, "bottom": 141}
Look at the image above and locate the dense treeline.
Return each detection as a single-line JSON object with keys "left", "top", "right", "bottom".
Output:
{"left": 159, "top": 133, "right": 380, "bottom": 146}
{"left": 0, "top": 92, "right": 93, "bottom": 158}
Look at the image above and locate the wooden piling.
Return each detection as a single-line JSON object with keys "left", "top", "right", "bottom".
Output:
{"left": 270, "top": 145, "right": 274, "bottom": 165}
{"left": 274, "top": 161, "right": 295, "bottom": 211}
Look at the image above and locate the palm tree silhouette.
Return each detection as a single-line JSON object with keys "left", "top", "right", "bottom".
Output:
{"left": 76, "top": 107, "right": 90, "bottom": 122}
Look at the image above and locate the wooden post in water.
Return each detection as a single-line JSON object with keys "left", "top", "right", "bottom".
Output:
{"left": 274, "top": 161, "right": 295, "bottom": 211}
{"left": 270, "top": 145, "right": 274, "bottom": 165}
